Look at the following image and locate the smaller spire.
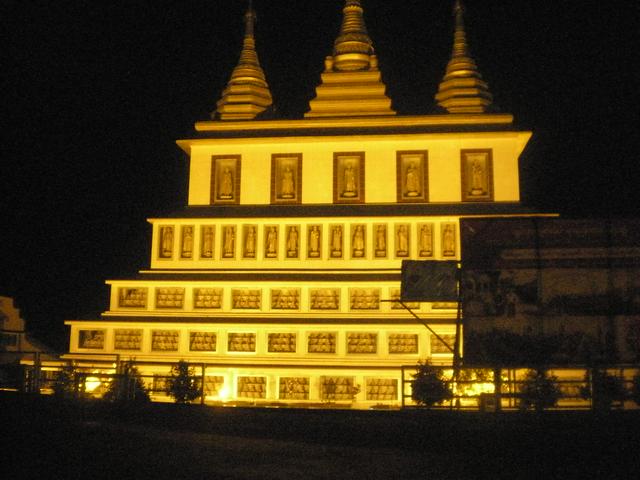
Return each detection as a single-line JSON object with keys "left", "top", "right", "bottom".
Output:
{"left": 435, "top": 0, "right": 493, "bottom": 114}
{"left": 213, "top": 3, "right": 273, "bottom": 120}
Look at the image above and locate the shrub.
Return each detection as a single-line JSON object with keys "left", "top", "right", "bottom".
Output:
{"left": 519, "top": 369, "right": 561, "bottom": 413}
{"left": 411, "top": 361, "right": 452, "bottom": 408}
{"left": 52, "top": 365, "right": 77, "bottom": 398}
{"left": 103, "top": 361, "right": 150, "bottom": 404}
{"left": 580, "top": 369, "right": 626, "bottom": 412}
{"left": 167, "top": 360, "right": 201, "bottom": 404}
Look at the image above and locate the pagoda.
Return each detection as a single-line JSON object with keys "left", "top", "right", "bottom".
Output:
{"left": 63, "top": 1, "right": 533, "bottom": 406}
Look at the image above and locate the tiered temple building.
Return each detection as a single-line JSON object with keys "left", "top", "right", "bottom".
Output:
{"left": 62, "top": 1, "right": 535, "bottom": 406}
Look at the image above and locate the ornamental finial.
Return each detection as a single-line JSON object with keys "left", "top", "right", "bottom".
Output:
{"left": 333, "top": 0, "right": 374, "bottom": 71}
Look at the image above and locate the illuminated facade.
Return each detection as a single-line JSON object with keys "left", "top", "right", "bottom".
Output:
{"left": 63, "top": 1, "right": 534, "bottom": 406}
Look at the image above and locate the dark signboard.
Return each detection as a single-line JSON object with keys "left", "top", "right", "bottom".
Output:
{"left": 400, "top": 260, "right": 458, "bottom": 302}
{"left": 460, "top": 218, "right": 640, "bottom": 364}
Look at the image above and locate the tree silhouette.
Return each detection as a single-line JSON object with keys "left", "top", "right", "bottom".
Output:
{"left": 167, "top": 360, "right": 201, "bottom": 404}
{"left": 411, "top": 361, "right": 452, "bottom": 408}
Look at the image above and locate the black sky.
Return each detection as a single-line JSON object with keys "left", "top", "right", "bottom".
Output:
{"left": 2, "top": 0, "right": 639, "bottom": 349}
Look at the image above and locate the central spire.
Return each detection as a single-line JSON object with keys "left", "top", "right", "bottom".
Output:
{"left": 305, "top": 0, "right": 394, "bottom": 118}
{"left": 333, "top": 0, "right": 374, "bottom": 71}
{"left": 213, "top": 3, "right": 273, "bottom": 121}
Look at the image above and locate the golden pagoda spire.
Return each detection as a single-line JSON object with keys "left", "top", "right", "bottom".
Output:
{"left": 306, "top": 0, "right": 394, "bottom": 118}
{"left": 333, "top": 0, "right": 374, "bottom": 71}
{"left": 435, "top": 0, "right": 493, "bottom": 114}
{"left": 214, "top": 2, "right": 273, "bottom": 120}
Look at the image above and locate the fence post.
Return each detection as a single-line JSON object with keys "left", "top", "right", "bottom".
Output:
{"left": 33, "top": 352, "right": 41, "bottom": 394}
{"left": 200, "top": 363, "right": 206, "bottom": 405}
{"left": 494, "top": 367, "right": 502, "bottom": 412}
{"left": 401, "top": 366, "right": 406, "bottom": 408}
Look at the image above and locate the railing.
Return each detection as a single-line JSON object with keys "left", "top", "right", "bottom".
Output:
{"left": 3, "top": 351, "right": 639, "bottom": 410}
{"left": 400, "top": 364, "right": 640, "bottom": 411}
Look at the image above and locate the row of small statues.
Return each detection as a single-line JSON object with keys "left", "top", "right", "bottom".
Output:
{"left": 120, "top": 289, "right": 419, "bottom": 310}
{"left": 84, "top": 328, "right": 430, "bottom": 353}
{"left": 118, "top": 287, "right": 426, "bottom": 311}
{"left": 158, "top": 223, "right": 457, "bottom": 260}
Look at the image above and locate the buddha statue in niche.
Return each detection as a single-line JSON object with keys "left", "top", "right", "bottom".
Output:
{"left": 419, "top": 224, "right": 433, "bottom": 256}
{"left": 265, "top": 226, "right": 278, "bottom": 257}
{"left": 396, "top": 225, "right": 408, "bottom": 256}
{"left": 280, "top": 165, "right": 295, "bottom": 199}
{"left": 352, "top": 225, "right": 365, "bottom": 257}
{"left": 223, "top": 226, "right": 235, "bottom": 257}
{"left": 286, "top": 226, "right": 299, "bottom": 257}
{"left": 181, "top": 226, "right": 193, "bottom": 258}
{"left": 404, "top": 162, "right": 420, "bottom": 197}
{"left": 342, "top": 163, "right": 357, "bottom": 197}
{"left": 375, "top": 225, "right": 386, "bottom": 257}
{"left": 218, "top": 166, "right": 234, "bottom": 199}
{"left": 331, "top": 226, "right": 342, "bottom": 257}
{"left": 308, "top": 225, "right": 321, "bottom": 257}
{"left": 244, "top": 226, "right": 256, "bottom": 257}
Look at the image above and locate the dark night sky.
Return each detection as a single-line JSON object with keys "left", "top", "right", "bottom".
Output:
{"left": 2, "top": 1, "right": 639, "bottom": 349}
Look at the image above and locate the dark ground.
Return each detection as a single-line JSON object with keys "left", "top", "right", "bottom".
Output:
{"left": 2, "top": 393, "right": 639, "bottom": 479}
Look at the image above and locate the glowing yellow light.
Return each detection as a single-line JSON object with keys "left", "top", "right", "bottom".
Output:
{"left": 84, "top": 377, "right": 101, "bottom": 392}
{"left": 462, "top": 382, "right": 495, "bottom": 396}
{"left": 217, "top": 385, "right": 231, "bottom": 400}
